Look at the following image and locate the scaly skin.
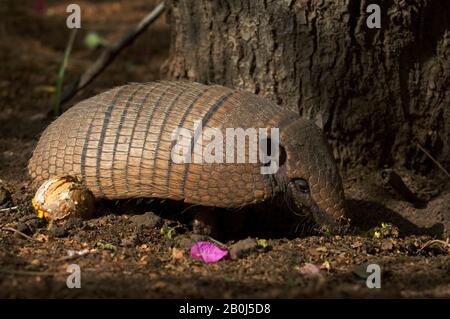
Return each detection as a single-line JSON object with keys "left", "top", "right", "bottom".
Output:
{"left": 28, "top": 81, "right": 346, "bottom": 227}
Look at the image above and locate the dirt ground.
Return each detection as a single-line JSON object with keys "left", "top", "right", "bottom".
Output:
{"left": 0, "top": 1, "right": 449, "bottom": 298}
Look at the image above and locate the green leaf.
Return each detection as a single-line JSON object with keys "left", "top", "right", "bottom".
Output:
{"left": 364, "top": 222, "right": 399, "bottom": 239}
{"left": 257, "top": 239, "right": 268, "bottom": 249}
{"left": 96, "top": 241, "right": 117, "bottom": 252}
{"left": 167, "top": 227, "right": 175, "bottom": 240}
{"left": 84, "top": 32, "right": 104, "bottom": 49}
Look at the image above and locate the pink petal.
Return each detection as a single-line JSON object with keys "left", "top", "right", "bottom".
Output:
{"left": 298, "top": 263, "right": 321, "bottom": 276}
{"left": 190, "top": 241, "right": 228, "bottom": 263}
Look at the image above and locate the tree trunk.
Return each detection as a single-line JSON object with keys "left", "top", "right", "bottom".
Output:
{"left": 162, "top": 0, "right": 450, "bottom": 174}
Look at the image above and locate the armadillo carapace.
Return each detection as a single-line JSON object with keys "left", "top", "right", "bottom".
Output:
{"left": 28, "top": 81, "right": 346, "bottom": 227}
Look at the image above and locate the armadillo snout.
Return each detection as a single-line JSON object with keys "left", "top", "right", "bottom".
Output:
{"left": 280, "top": 120, "right": 346, "bottom": 227}
{"left": 287, "top": 178, "right": 345, "bottom": 227}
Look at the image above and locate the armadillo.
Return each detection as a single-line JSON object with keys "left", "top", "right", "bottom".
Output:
{"left": 28, "top": 81, "right": 346, "bottom": 227}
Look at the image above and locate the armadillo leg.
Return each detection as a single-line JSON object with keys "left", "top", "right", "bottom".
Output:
{"left": 192, "top": 207, "right": 218, "bottom": 237}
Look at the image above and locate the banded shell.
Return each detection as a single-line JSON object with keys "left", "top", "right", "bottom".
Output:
{"left": 32, "top": 175, "right": 95, "bottom": 221}
{"left": 28, "top": 81, "right": 346, "bottom": 226}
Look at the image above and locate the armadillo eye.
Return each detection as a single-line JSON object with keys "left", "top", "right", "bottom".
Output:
{"left": 291, "top": 178, "right": 310, "bottom": 193}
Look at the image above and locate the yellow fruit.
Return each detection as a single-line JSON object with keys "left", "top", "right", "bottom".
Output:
{"left": 32, "top": 175, "right": 95, "bottom": 221}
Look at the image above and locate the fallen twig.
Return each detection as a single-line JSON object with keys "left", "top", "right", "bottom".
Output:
{"left": 56, "top": 248, "right": 94, "bottom": 262}
{"left": 49, "top": 2, "right": 165, "bottom": 115}
{"left": 206, "top": 236, "right": 227, "bottom": 248}
{"left": 2, "top": 226, "right": 38, "bottom": 242}
{"left": 417, "top": 144, "right": 450, "bottom": 179}
{"left": 418, "top": 239, "right": 450, "bottom": 253}
{"left": 0, "top": 206, "right": 18, "bottom": 212}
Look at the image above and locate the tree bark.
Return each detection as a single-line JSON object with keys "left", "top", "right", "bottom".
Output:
{"left": 162, "top": 0, "right": 450, "bottom": 173}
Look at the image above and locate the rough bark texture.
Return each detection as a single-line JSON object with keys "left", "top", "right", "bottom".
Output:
{"left": 163, "top": 0, "right": 450, "bottom": 173}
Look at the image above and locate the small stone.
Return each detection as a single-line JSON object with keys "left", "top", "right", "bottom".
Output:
{"left": 130, "top": 211, "right": 162, "bottom": 228}
{"left": 177, "top": 237, "right": 192, "bottom": 249}
{"left": 16, "top": 222, "right": 32, "bottom": 236}
{"left": 50, "top": 226, "right": 68, "bottom": 238}
{"left": 316, "top": 246, "right": 328, "bottom": 252}
{"left": 31, "top": 259, "right": 40, "bottom": 266}
{"left": 172, "top": 247, "right": 185, "bottom": 259}
{"left": 64, "top": 217, "right": 84, "bottom": 230}
{"left": 229, "top": 238, "right": 258, "bottom": 260}
{"left": 177, "top": 234, "right": 209, "bottom": 250}
{"left": 351, "top": 242, "right": 363, "bottom": 249}
{"left": 27, "top": 218, "right": 46, "bottom": 230}
{"left": 121, "top": 234, "right": 139, "bottom": 247}
{"left": 381, "top": 239, "right": 394, "bottom": 252}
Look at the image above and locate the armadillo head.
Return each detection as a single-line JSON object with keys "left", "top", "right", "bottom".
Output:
{"left": 277, "top": 118, "right": 346, "bottom": 229}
